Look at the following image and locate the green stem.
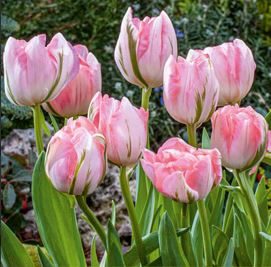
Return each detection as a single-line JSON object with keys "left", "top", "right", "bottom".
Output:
{"left": 234, "top": 170, "right": 262, "bottom": 267}
{"left": 33, "top": 104, "right": 44, "bottom": 154}
{"left": 197, "top": 199, "right": 213, "bottom": 267}
{"left": 119, "top": 166, "right": 147, "bottom": 265}
{"left": 187, "top": 124, "right": 197, "bottom": 147}
{"left": 76, "top": 196, "right": 107, "bottom": 249}
{"left": 141, "top": 87, "right": 152, "bottom": 111}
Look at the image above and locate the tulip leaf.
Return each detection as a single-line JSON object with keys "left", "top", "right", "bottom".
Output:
{"left": 261, "top": 231, "right": 271, "bottom": 266}
{"left": 222, "top": 238, "right": 234, "bottom": 267}
{"left": 1, "top": 220, "right": 34, "bottom": 267}
{"left": 201, "top": 127, "right": 211, "bottom": 149}
{"left": 91, "top": 236, "right": 100, "bottom": 267}
{"left": 260, "top": 232, "right": 271, "bottom": 242}
{"left": 106, "top": 220, "right": 125, "bottom": 267}
{"left": 265, "top": 109, "right": 271, "bottom": 129}
{"left": 32, "top": 152, "right": 86, "bottom": 267}
{"left": 37, "top": 246, "right": 53, "bottom": 267}
{"left": 147, "top": 257, "right": 162, "bottom": 266}
{"left": 124, "top": 228, "right": 189, "bottom": 266}
{"left": 158, "top": 212, "right": 188, "bottom": 266}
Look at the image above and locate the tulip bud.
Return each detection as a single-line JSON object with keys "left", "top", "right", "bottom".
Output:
{"left": 141, "top": 138, "right": 222, "bottom": 203}
{"left": 204, "top": 39, "right": 256, "bottom": 106}
{"left": 43, "top": 45, "right": 101, "bottom": 118}
{"left": 114, "top": 7, "right": 177, "bottom": 89}
{"left": 88, "top": 92, "right": 148, "bottom": 167}
{"left": 3, "top": 33, "right": 79, "bottom": 106}
{"left": 211, "top": 105, "right": 268, "bottom": 171}
{"left": 45, "top": 117, "right": 106, "bottom": 195}
{"left": 163, "top": 50, "right": 219, "bottom": 128}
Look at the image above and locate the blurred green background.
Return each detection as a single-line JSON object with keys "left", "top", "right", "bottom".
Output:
{"left": 2, "top": 0, "right": 271, "bottom": 145}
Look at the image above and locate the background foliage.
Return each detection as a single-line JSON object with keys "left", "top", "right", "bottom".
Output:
{"left": 2, "top": 0, "right": 271, "bottom": 144}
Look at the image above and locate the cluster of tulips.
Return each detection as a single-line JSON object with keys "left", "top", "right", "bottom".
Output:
{"left": 2, "top": 7, "right": 271, "bottom": 267}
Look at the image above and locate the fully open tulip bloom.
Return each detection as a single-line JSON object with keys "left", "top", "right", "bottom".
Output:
{"left": 204, "top": 39, "right": 256, "bottom": 106}
{"left": 88, "top": 92, "right": 148, "bottom": 166}
{"left": 163, "top": 50, "right": 219, "bottom": 127}
{"left": 114, "top": 7, "right": 177, "bottom": 89}
{"left": 43, "top": 45, "right": 101, "bottom": 118}
{"left": 141, "top": 138, "right": 222, "bottom": 203}
{"left": 45, "top": 117, "right": 106, "bottom": 195}
{"left": 211, "top": 105, "right": 267, "bottom": 171}
{"left": 4, "top": 33, "right": 79, "bottom": 106}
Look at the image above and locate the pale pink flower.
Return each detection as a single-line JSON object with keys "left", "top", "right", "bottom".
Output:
{"left": 211, "top": 105, "right": 267, "bottom": 171}
{"left": 45, "top": 117, "right": 106, "bottom": 195}
{"left": 43, "top": 45, "right": 101, "bottom": 117}
{"left": 163, "top": 50, "right": 219, "bottom": 128}
{"left": 141, "top": 138, "right": 222, "bottom": 203}
{"left": 114, "top": 7, "right": 177, "bottom": 89}
{"left": 88, "top": 92, "right": 148, "bottom": 166}
{"left": 204, "top": 39, "right": 256, "bottom": 106}
{"left": 4, "top": 33, "right": 79, "bottom": 106}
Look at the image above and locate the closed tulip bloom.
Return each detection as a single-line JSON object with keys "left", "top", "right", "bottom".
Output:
{"left": 88, "top": 92, "right": 148, "bottom": 166}
{"left": 45, "top": 117, "right": 106, "bottom": 195}
{"left": 141, "top": 138, "right": 222, "bottom": 203}
{"left": 204, "top": 39, "right": 256, "bottom": 106}
{"left": 163, "top": 50, "right": 219, "bottom": 128}
{"left": 211, "top": 105, "right": 267, "bottom": 171}
{"left": 114, "top": 7, "right": 177, "bottom": 89}
{"left": 43, "top": 45, "right": 101, "bottom": 118}
{"left": 3, "top": 33, "right": 79, "bottom": 106}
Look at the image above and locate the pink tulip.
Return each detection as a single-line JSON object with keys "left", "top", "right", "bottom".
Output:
{"left": 45, "top": 117, "right": 106, "bottom": 195}
{"left": 88, "top": 92, "right": 148, "bottom": 166}
{"left": 141, "top": 138, "right": 222, "bottom": 203}
{"left": 163, "top": 50, "right": 219, "bottom": 128}
{"left": 204, "top": 39, "right": 256, "bottom": 106}
{"left": 267, "top": 131, "right": 271, "bottom": 153}
{"left": 3, "top": 33, "right": 79, "bottom": 106}
{"left": 43, "top": 45, "right": 101, "bottom": 117}
{"left": 114, "top": 7, "right": 177, "bottom": 89}
{"left": 211, "top": 105, "right": 267, "bottom": 171}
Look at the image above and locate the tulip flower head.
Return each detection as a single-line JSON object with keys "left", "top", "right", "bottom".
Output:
{"left": 43, "top": 45, "right": 101, "bottom": 118}
{"left": 141, "top": 138, "right": 222, "bottom": 203}
{"left": 114, "top": 7, "right": 177, "bottom": 89}
{"left": 88, "top": 92, "right": 148, "bottom": 167}
{"left": 204, "top": 39, "right": 256, "bottom": 106}
{"left": 211, "top": 105, "right": 267, "bottom": 171}
{"left": 163, "top": 50, "right": 219, "bottom": 128}
{"left": 4, "top": 33, "right": 79, "bottom": 106}
{"left": 45, "top": 117, "right": 106, "bottom": 195}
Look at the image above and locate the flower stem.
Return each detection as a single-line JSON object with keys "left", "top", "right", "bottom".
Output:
{"left": 76, "top": 195, "right": 107, "bottom": 249}
{"left": 33, "top": 104, "right": 44, "bottom": 154}
{"left": 197, "top": 199, "right": 213, "bottom": 267}
{"left": 187, "top": 124, "right": 197, "bottom": 148}
{"left": 141, "top": 87, "right": 152, "bottom": 111}
{"left": 234, "top": 170, "right": 262, "bottom": 267}
{"left": 119, "top": 166, "right": 147, "bottom": 265}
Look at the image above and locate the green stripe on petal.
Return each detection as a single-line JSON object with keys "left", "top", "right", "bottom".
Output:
{"left": 5, "top": 71, "right": 19, "bottom": 105}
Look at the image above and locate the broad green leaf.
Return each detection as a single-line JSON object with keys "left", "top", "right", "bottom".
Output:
{"left": 106, "top": 220, "right": 125, "bottom": 267}
{"left": 255, "top": 177, "right": 269, "bottom": 226}
{"left": 111, "top": 201, "right": 116, "bottom": 226}
{"left": 147, "top": 257, "right": 162, "bottom": 266}
{"left": 212, "top": 226, "right": 229, "bottom": 266}
{"left": 191, "top": 211, "right": 203, "bottom": 267}
{"left": 1, "top": 221, "right": 34, "bottom": 267}
{"left": 265, "top": 109, "right": 271, "bottom": 129}
{"left": 32, "top": 153, "right": 86, "bottom": 267}
{"left": 158, "top": 212, "right": 187, "bottom": 266}
{"left": 201, "top": 127, "right": 211, "bottom": 149}
{"left": 37, "top": 246, "right": 53, "bottom": 267}
{"left": 124, "top": 228, "right": 189, "bottom": 266}
{"left": 222, "top": 238, "right": 234, "bottom": 267}
{"left": 260, "top": 232, "right": 271, "bottom": 242}
{"left": 209, "top": 187, "right": 225, "bottom": 228}
{"left": 91, "top": 236, "right": 100, "bottom": 267}
{"left": 262, "top": 231, "right": 271, "bottom": 266}
{"left": 3, "top": 183, "right": 16, "bottom": 210}
{"left": 162, "top": 197, "right": 177, "bottom": 228}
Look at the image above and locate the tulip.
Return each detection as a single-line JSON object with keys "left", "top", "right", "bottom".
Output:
{"left": 45, "top": 116, "right": 106, "bottom": 195}
{"left": 163, "top": 50, "right": 219, "bottom": 128}
{"left": 114, "top": 7, "right": 177, "bottom": 89}
{"left": 43, "top": 45, "right": 101, "bottom": 117}
{"left": 211, "top": 105, "right": 267, "bottom": 171}
{"left": 3, "top": 33, "right": 79, "bottom": 106}
{"left": 141, "top": 137, "right": 222, "bottom": 203}
{"left": 204, "top": 39, "right": 256, "bottom": 106}
{"left": 88, "top": 92, "right": 148, "bottom": 166}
